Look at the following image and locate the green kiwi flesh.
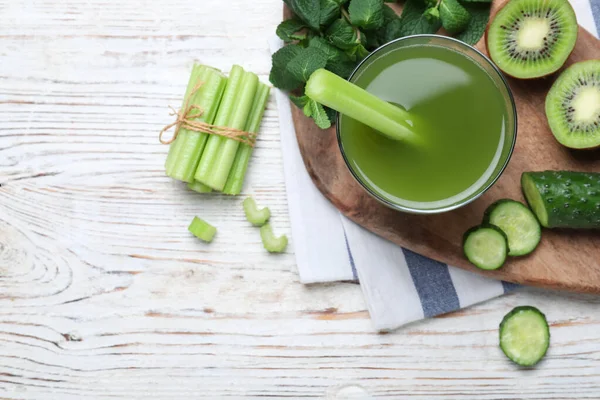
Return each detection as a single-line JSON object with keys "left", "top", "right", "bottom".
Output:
{"left": 487, "top": 0, "right": 578, "bottom": 79}
{"left": 546, "top": 60, "right": 600, "bottom": 149}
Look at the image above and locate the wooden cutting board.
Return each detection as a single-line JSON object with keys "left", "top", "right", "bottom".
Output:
{"left": 286, "top": 0, "right": 600, "bottom": 293}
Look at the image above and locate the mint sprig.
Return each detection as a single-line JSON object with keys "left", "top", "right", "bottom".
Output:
{"left": 270, "top": 45, "right": 303, "bottom": 91}
{"left": 276, "top": 19, "right": 307, "bottom": 42}
{"left": 287, "top": 47, "right": 328, "bottom": 82}
{"left": 394, "top": 0, "right": 442, "bottom": 38}
{"left": 439, "top": 0, "right": 471, "bottom": 34}
{"left": 349, "top": 0, "right": 385, "bottom": 30}
{"left": 271, "top": 0, "right": 491, "bottom": 129}
{"left": 455, "top": 2, "right": 491, "bottom": 45}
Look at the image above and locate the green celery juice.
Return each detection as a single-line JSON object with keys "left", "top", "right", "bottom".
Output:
{"left": 339, "top": 44, "right": 509, "bottom": 210}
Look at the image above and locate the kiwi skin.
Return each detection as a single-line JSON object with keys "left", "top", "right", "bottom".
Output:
{"left": 545, "top": 60, "right": 600, "bottom": 150}
{"left": 485, "top": 0, "right": 578, "bottom": 80}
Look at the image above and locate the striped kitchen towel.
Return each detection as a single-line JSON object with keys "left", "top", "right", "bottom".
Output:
{"left": 269, "top": 0, "right": 598, "bottom": 332}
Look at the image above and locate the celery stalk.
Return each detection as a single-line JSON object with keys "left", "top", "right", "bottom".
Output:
{"left": 194, "top": 65, "right": 245, "bottom": 185}
{"left": 223, "top": 83, "right": 270, "bottom": 195}
{"left": 305, "top": 69, "right": 417, "bottom": 142}
{"left": 260, "top": 223, "right": 288, "bottom": 253}
{"left": 167, "top": 68, "right": 228, "bottom": 182}
{"left": 243, "top": 197, "right": 271, "bottom": 227}
{"left": 202, "top": 71, "right": 259, "bottom": 191}
{"left": 188, "top": 181, "right": 213, "bottom": 193}
{"left": 188, "top": 217, "right": 217, "bottom": 243}
{"left": 165, "top": 64, "right": 208, "bottom": 176}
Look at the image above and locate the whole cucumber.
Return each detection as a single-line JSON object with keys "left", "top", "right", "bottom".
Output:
{"left": 521, "top": 171, "right": 600, "bottom": 229}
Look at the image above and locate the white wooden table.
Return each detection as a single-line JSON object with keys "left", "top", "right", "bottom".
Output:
{"left": 1, "top": 1, "right": 600, "bottom": 398}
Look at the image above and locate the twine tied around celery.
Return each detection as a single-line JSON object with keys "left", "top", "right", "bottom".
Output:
{"left": 159, "top": 82, "right": 257, "bottom": 147}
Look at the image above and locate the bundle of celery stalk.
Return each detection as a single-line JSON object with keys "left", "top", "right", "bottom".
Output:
{"left": 164, "top": 64, "right": 270, "bottom": 195}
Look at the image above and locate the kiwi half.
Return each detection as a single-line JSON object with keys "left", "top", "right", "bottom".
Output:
{"left": 546, "top": 60, "right": 600, "bottom": 149}
{"left": 487, "top": 0, "right": 578, "bottom": 79}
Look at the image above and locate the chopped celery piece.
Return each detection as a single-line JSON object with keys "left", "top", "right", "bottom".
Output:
{"left": 260, "top": 223, "right": 288, "bottom": 253}
{"left": 243, "top": 197, "right": 271, "bottom": 227}
{"left": 188, "top": 217, "right": 217, "bottom": 243}
{"left": 223, "top": 83, "right": 271, "bottom": 195}
{"left": 199, "top": 69, "right": 259, "bottom": 191}
{"left": 194, "top": 65, "right": 246, "bottom": 187}
{"left": 166, "top": 65, "right": 227, "bottom": 182}
{"left": 188, "top": 181, "right": 213, "bottom": 193}
{"left": 305, "top": 69, "right": 417, "bottom": 142}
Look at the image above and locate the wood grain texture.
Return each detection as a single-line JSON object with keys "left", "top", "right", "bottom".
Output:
{"left": 1, "top": 0, "right": 600, "bottom": 398}
{"left": 290, "top": 0, "right": 600, "bottom": 293}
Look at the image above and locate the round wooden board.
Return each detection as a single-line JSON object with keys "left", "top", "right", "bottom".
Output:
{"left": 287, "top": 0, "right": 600, "bottom": 293}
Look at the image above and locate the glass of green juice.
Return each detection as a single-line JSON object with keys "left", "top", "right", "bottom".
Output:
{"left": 337, "top": 35, "right": 517, "bottom": 214}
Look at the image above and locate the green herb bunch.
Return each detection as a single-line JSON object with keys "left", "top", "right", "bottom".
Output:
{"left": 270, "top": 0, "right": 492, "bottom": 129}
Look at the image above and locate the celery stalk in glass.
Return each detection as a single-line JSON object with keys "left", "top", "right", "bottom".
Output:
{"left": 305, "top": 69, "right": 417, "bottom": 142}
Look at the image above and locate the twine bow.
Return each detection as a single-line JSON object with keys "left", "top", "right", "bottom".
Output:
{"left": 159, "top": 82, "right": 257, "bottom": 147}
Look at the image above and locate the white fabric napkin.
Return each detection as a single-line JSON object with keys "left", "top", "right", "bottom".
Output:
{"left": 269, "top": 1, "right": 598, "bottom": 331}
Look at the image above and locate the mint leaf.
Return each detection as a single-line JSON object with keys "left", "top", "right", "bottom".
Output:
{"left": 366, "top": 31, "right": 382, "bottom": 49}
{"left": 382, "top": 3, "right": 399, "bottom": 24}
{"left": 303, "top": 99, "right": 332, "bottom": 129}
{"left": 359, "top": 28, "right": 368, "bottom": 46}
{"left": 292, "top": 95, "right": 335, "bottom": 128}
{"left": 287, "top": 47, "right": 328, "bottom": 82}
{"left": 439, "top": 0, "right": 471, "bottom": 33}
{"left": 308, "top": 37, "right": 357, "bottom": 78}
{"left": 459, "top": 0, "right": 492, "bottom": 2}
{"left": 270, "top": 44, "right": 304, "bottom": 91}
{"left": 309, "top": 37, "right": 350, "bottom": 63}
{"left": 326, "top": 59, "right": 356, "bottom": 78}
{"left": 349, "top": 0, "right": 385, "bottom": 30}
{"left": 346, "top": 42, "right": 369, "bottom": 61}
{"left": 290, "top": 94, "right": 309, "bottom": 109}
{"left": 454, "top": 2, "right": 490, "bottom": 44}
{"left": 383, "top": 17, "right": 403, "bottom": 41}
{"left": 276, "top": 20, "right": 307, "bottom": 43}
{"left": 320, "top": 0, "right": 342, "bottom": 26}
{"left": 398, "top": 0, "right": 441, "bottom": 36}
{"left": 326, "top": 18, "right": 360, "bottom": 50}
{"left": 424, "top": 0, "right": 438, "bottom": 7}
{"left": 292, "top": 0, "right": 322, "bottom": 30}
{"left": 297, "top": 29, "right": 318, "bottom": 47}
{"left": 424, "top": 7, "right": 440, "bottom": 22}
{"left": 324, "top": 106, "right": 337, "bottom": 124}
{"left": 291, "top": 32, "right": 308, "bottom": 41}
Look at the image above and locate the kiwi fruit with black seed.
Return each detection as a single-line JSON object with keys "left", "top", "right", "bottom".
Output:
{"left": 545, "top": 60, "right": 600, "bottom": 149}
{"left": 487, "top": 0, "right": 578, "bottom": 79}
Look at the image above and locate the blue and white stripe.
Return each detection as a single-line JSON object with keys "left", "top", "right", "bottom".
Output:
{"left": 270, "top": 0, "right": 599, "bottom": 332}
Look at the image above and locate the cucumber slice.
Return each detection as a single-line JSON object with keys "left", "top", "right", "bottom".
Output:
{"left": 463, "top": 224, "right": 509, "bottom": 270}
{"left": 500, "top": 306, "right": 550, "bottom": 367}
{"left": 483, "top": 199, "right": 542, "bottom": 256}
